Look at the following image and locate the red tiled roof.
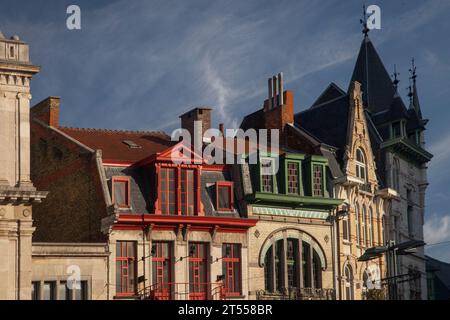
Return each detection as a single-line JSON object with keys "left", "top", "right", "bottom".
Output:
{"left": 59, "top": 127, "right": 176, "bottom": 163}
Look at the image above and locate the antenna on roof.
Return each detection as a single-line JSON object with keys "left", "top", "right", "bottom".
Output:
{"left": 391, "top": 64, "right": 400, "bottom": 90}
{"left": 360, "top": 5, "right": 370, "bottom": 37}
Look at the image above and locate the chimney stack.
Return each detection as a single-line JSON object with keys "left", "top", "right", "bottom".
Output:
{"left": 262, "top": 72, "right": 294, "bottom": 132}
{"left": 30, "top": 96, "right": 60, "bottom": 128}
{"left": 267, "top": 72, "right": 285, "bottom": 110}
{"left": 179, "top": 107, "right": 212, "bottom": 143}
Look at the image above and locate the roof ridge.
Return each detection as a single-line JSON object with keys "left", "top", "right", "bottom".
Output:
{"left": 297, "top": 94, "right": 348, "bottom": 115}
{"left": 59, "top": 126, "right": 169, "bottom": 136}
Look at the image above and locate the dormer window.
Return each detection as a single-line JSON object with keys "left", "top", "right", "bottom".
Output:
{"left": 112, "top": 176, "right": 131, "bottom": 208}
{"left": 158, "top": 166, "right": 198, "bottom": 215}
{"left": 216, "top": 181, "right": 234, "bottom": 211}
{"left": 355, "top": 149, "right": 367, "bottom": 182}
{"left": 286, "top": 161, "right": 300, "bottom": 195}
{"left": 260, "top": 157, "right": 275, "bottom": 193}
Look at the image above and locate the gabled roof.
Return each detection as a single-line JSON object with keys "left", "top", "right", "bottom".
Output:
{"left": 59, "top": 127, "right": 175, "bottom": 163}
{"left": 311, "top": 82, "right": 346, "bottom": 108}
{"left": 349, "top": 36, "right": 396, "bottom": 113}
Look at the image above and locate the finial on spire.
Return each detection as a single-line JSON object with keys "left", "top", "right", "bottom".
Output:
{"left": 391, "top": 64, "right": 400, "bottom": 89}
{"left": 360, "top": 5, "right": 370, "bottom": 37}
{"left": 409, "top": 58, "right": 417, "bottom": 84}
{"left": 407, "top": 78, "right": 413, "bottom": 107}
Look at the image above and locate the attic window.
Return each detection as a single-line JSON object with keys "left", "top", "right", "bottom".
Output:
{"left": 122, "top": 140, "right": 141, "bottom": 149}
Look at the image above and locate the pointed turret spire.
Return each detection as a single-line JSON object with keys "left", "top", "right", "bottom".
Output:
{"left": 409, "top": 58, "right": 422, "bottom": 118}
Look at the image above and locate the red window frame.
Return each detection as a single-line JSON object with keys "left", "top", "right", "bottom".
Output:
{"left": 151, "top": 241, "right": 173, "bottom": 300}
{"left": 222, "top": 243, "right": 242, "bottom": 296}
{"left": 112, "top": 176, "right": 131, "bottom": 208}
{"left": 180, "top": 168, "right": 196, "bottom": 215}
{"left": 115, "top": 241, "right": 137, "bottom": 296}
{"left": 216, "top": 181, "right": 234, "bottom": 211}
{"left": 159, "top": 167, "right": 177, "bottom": 215}
{"left": 189, "top": 242, "right": 209, "bottom": 300}
{"left": 158, "top": 165, "right": 200, "bottom": 216}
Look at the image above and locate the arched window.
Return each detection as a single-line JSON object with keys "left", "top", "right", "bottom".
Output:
{"left": 362, "top": 205, "right": 367, "bottom": 247}
{"left": 344, "top": 265, "right": 354, "bottom": 300}
{"left": 355, "top": 149, "right": 367, "bottom": 181}
{"left": 368, "top": 207, "right": 373, "bottom": 247}
{"left": 392, "top": 158, "right": 400, "bottom": 191}
{"left": 263, "top": 237, "right": 324, "bottom": 292}
{"left": 355, "top": 204, "right": 360, "bottom": 245}
{"left": 342, "top": 215, "right": 350, "bottom": 242}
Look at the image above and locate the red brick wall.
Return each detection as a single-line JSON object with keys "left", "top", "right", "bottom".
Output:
{"left": 30, "top": 121, "right": 108, "bottom": 242}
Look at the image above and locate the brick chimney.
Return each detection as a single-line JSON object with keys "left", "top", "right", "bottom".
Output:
{"left": 179, "top": 107, "right": 212, "bottom": 141}
{"left": 263, "top": 72, "right": 294, "bottom": 131}
{"left": 31, "top": 96, "right": 60, "bottom": 127}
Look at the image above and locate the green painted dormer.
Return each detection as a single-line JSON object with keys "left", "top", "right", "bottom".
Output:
{"left": 246, "top": 152, "right": 341, "bottom": 210}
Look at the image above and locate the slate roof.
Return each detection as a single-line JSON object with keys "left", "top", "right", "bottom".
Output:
{"left": 295, "top": 93, "right": 350, "bottom": 151}
{"left": 349, "top": 36, "right": 396, "bottom": 113}
{"left": 59, "top": 127, "right": 175, "bottom": 162}
{"left": 426, "top": 255, "right": 450, "bottom": 300}
{"left": 311, "top": 82, "right": 346, "bottom": 108}
{"left": 240, "top": 108, "right": 264, "bottom": 131}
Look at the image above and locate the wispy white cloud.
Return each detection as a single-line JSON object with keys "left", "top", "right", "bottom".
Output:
{"left": 424, "top": 214, "right": 450, "bottom": 245}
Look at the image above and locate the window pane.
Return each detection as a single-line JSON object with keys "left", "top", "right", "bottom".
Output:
{"left": 218, "top": 185, "right": 231, "bottom": 210}
{"left": 58, "top": 281, "right": 69, "bottom": 300}
{"left": 115, "top": 241, "right": 137, "bottom": 294}
{"left": 74, "top": 281, "right": 88, "bottom": 300}
{"left": 161, "top": 168, "right": 177, "bottom": 215}
{"left": 313, "top": 164, "right": 323, "bottom": 196}
{"left": 114, "top": 180, "right": 127, "bottom": 206}
{"left": 287, "top": 162, "right": 299, "bottom": 195}
{"left": 32, "top": 282, "right": 40, "bottom": 300}
{"left": 43, "top": 282, "right": 55, "bottom": 300}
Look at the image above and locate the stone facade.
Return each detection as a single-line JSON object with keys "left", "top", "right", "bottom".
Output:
{"left": 0, "top": 33, "right": 47, "bottom": 300}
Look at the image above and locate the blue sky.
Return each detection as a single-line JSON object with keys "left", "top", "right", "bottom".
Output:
{"left": 1, "top": 0, "right": 449, "bottom": 261}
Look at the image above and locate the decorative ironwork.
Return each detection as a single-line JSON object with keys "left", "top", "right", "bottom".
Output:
{"left": 138, "top": 282, "right": 225, "bottom": 300}
{"left": 256, "top": 287, "right": 335, "bottom": 300}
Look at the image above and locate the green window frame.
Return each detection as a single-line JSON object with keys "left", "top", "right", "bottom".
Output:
{"left": 285, "top": 160, "right": 302, "bottom": 195}
{"left": 259, "top": 157, "right": 277, "bottom": 193}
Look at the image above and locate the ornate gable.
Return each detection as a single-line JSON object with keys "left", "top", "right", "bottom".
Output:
{"left": 343, "top": 81, "right": 378, "bottom": 189}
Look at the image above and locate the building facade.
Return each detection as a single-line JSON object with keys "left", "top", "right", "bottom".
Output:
{"left": 239, "top": 74, "right": 343, "bottom": 300}
{"left": 30, "top": 102, "right": 257, "bottom": 300}
{"left": 347, "top": 31, "right": 432, "bottom": 299}
{"left": 0, "top": 32, "right": 47, "bottom": 300}
{"left": 296, "top": 81, "right": 390, "bottom": 300}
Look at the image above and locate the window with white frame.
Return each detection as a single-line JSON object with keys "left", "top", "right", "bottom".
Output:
{"left": 355, "top": 149, "right": 367, "bottom": 182}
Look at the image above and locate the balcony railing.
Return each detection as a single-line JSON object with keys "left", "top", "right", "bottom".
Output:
{"left": 256, "top": 287, "right": 335, "bottom": 300}
{"left": 138, "top": 282, "right": 225, "bottom": 300}
{"left": 359, "top": 183, "right": 372, "bottom": 193}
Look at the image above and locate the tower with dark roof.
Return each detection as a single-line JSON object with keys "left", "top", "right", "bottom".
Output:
{"left": 296, "top": 23, "right": 432, "bottom": 300}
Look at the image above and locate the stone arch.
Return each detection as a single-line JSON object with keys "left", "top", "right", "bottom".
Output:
{"left": 258, "top": 227, "right": 327, "bottom": 270}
